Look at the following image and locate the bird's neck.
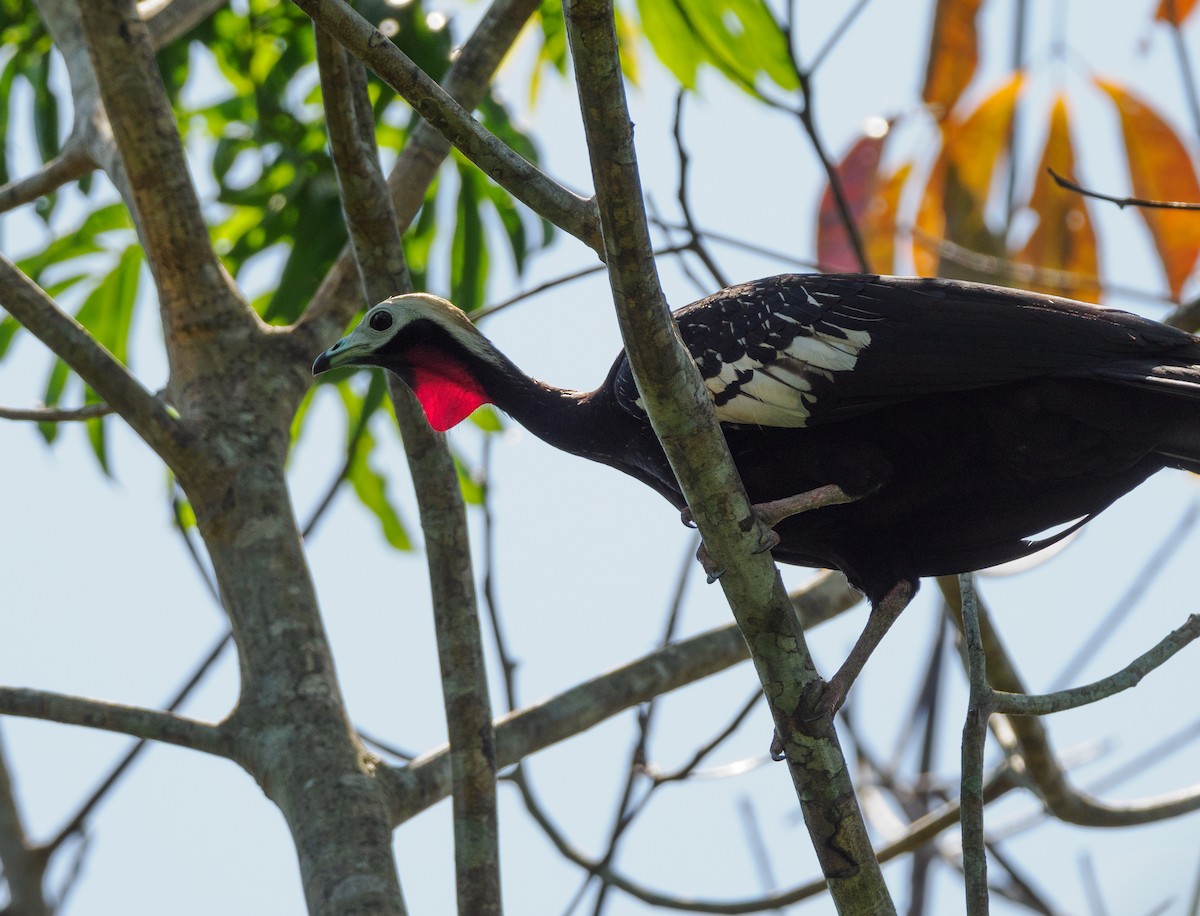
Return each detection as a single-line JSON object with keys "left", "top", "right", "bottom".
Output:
{"left": 407, "top": 337, "right": 598, "bottom": 449}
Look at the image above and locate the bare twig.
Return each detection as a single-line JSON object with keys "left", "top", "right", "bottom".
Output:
{"left": 993, "top": 614, "right": 1200, "bottom": 717}
{"left": 1049, "top": 168, "right": 1200, "bottom": 212}
{"left": 0, "top": 688, "right": 229, "bottom": 757}
{"left": 387, "top": 571, "right": 862, "bottom": 825}
{"left": 1049, "top": 499, "right": 1200, "bottom": 690}
{"left": 44, "top": 630, "right": 234, "bottom": 854}
{"left": 0, "top": 401, "right": 115, "bottom": 422}
{"left": 0, "top": 256, "right": 189, "bottom": 468}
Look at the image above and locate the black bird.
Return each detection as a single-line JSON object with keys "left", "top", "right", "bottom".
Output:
{"left": 313, "top": 273, "right": 1200, "bottom": 711}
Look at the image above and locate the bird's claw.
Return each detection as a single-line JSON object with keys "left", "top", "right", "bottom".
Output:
{"left": 695, "top": 543, "right": 725, "bottom": 583}
{"left": 753, "top": 526, "right": 781, "bottom": 555}
{"left": 770, "top": 730, "right": 787, "bottom": 761}
{"left": 680, "top": 507, "right": 698, "bottom": 529}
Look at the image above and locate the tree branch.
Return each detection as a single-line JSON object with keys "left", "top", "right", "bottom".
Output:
{"left": 316, "top": 29, "right": 501, "bottom": 913}
{"left": 939, "top": 577, "right": 1200, "bottom": 829}
{"left": 993, "top": 614, "right": 1200, "bottom": 716}
{"left": 0, "top": 256, "right": 189, "bottom": 467}
{"left": 0, "top": 401, "right": 115, "bottom": 422}
{"left": 0, "top": 731, "right": 51, "bottom": 916}
{"left": 562, "top": 2, "right": 892, "bottom": 910}
{"left": 76, "top": 0, "right": 251, "bottom": 342}
{"left": 1049, "top": 168, "right": 1200, "bottom": 212}
{"left": 386, "top": 571, "right": 862, "bottom": 824}
{"left": 0, "top": 688, "right": 230, "bottom": 758}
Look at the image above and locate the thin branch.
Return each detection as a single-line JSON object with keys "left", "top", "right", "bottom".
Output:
{"left": 1049, "top": 168, "right": 1200, "bottom": 212}
{"left": 939, "top": 577, "right": 1200, "bottom": 829}
{"left": 386, "top": 572, "right": 862, "bottom": 824}
{"left": 0, "top": 401, "right": 115, "bottom": 422}
{"left": 291, "top": 0, "right": 602, "bottom": 258}
{"left": 0, "top": 688, "right": 230, "bottom": 758}
{"left": 0, "top": 256, "right": 189, "bottom": 468}
{"left": 317, "top": 26, "right": 500, "bottom": 913}
{"left": 0, "top": 145, "right": 91, "bottom": 216}
{"left": 44, "top": 630, "right": 234, "bottom": 854}
{"left": 505, "top": 752, "right": 1021, "bottom": 914}
{"left": 563, "top": 2, "right": 891, "bottom": 910}
{"left": 1049, "top": 499, "right": 1200, "bottom": 690}
{"left": 994, "top": 614, "right": 1200, "bottom": 717}
{"left": 957, "top": 573, "right": 990, "bottom": 915}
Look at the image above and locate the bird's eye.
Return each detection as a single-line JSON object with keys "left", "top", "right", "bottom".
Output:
{"left": 369, "top": 310, "right": 393, "bottom": 332}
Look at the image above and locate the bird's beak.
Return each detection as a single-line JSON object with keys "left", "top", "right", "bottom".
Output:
{"left": 312, "top": 335, "right": 363, "bottom": 376}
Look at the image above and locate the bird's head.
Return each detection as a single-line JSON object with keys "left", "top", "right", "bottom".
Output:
{"left": 312, "top": 292, "right": 498, "bottom": 431}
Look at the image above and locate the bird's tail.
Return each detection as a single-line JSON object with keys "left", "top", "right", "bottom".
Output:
{"left": 1110, "top": 360, "right": 1200, "bottom": 473}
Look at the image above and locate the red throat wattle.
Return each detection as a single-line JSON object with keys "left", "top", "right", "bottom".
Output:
{"left": 405, "top": 345, "right": 491, "bottom": 431}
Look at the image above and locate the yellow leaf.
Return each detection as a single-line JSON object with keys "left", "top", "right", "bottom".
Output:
{"left": 922, "top": 0, "right": 984, "bottom": 119}
{"left": 1097, "top": 78, "right": 1200, "bottom": 300}
{"left": 912, "top": 153, "right": 946, "bottom": 277}
{"left": 863, "top": 162, "right": 912, "bottom": 275}
{"left": 1014, "top": 96, "right": 1101, "bottom": 302}
{"left": 944, "top": 73, "right": 1024, "bottom": 206}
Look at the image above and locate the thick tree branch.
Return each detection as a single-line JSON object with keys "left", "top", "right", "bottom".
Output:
{"left": 0, "top": 688, "right": 230, "bottom": 758}
{"left": 317, "top": 30, "right": 501, "bottom": 914}
{"left": 291, "top": 0, "right": 602, "bottom": 264}
{"left": 76, "top": 0, "right": 251, "bottom": 341}
{"left": 0, "top": 256, "right": 189, "bottom": 467}
{"left": 0, "top": 732, "right": 51, "bottom": 916}
{"left": 957, "top": 574, "right": 990, "bottom": 914}
{"left": 562, "top": 3, "right": 891, "bottom": 911}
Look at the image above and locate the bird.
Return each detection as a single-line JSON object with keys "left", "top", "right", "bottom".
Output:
{"left": 312, "top": 273, "right": 1200, "bottom": 714}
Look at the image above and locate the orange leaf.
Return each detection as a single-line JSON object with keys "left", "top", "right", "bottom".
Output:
{"left": 816, "top": 127, "right": 887, "bottom": 272}
{"left": 1156, "top": 0, "right": 1199, "bottom": 24}
{"left": 1014, "top": 96, "right": 1100, "bottom": 302}
{"left": 863, "top": 162, "right": 912, "bottom": 275}
{"left": 912, "top": 153, "right": 947, "bottom": 277}
{"left": 943, "top": 74, "right": 1024, "bottom": 205}
{"left": 1097, "top": 78, "right": 1200, "bottom": 299}
{"left": 922, "top": 0, "right": 984, "bottom": 119}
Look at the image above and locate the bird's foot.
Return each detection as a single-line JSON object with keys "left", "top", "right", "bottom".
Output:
{"left": 814, "top": 579, "right": 917, "bottom": 717}
{"left": 695, "top": 542, "right": 725, "bottom": 583}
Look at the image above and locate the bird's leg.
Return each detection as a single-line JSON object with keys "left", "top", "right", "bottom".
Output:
{"left": 817, "top": 578, "right": 917, "bottom": 717}
{"left": 683, "top": 483, "right": 866, "bottom": 582}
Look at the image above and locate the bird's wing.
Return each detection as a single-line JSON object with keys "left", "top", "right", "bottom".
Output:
{"left": 648, "top": 274, "right": 1200, "bottom": 428}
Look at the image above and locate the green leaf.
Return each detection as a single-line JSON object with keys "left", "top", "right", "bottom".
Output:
{"left": 451, "top": 165, "right": 488, "bottom": 313}
{"left": 331, "top": 376, "right": 412, "bottom": 550}
{"left": 454, "top": 453, "right": 485, "bottom": 505}
{"left": 0, "top": 315, "right": 19, "bottom": 359}
{"left": 16, "top": 203, "right": 134, "bottom": 283}
{"left": 637, "top": 0, "right": 798, "bottom": 95}
{"left": 468, "top": 405, "right": 505, "bottom": 434}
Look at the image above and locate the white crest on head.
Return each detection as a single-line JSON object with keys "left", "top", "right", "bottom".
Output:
{"left": 344, "top": 292, "right": 499, "bottom": 365}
